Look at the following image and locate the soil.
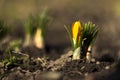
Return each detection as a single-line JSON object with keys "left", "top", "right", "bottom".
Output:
{"left": 0, "top": 45, "right": 115, "bottom": 80}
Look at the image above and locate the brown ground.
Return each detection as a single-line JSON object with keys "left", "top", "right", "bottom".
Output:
{"left": 0, "top": 46, "right": 116, "bottom": 80}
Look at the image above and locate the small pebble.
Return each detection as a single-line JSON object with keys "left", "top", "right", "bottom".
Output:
{"left": 84, "top": 73, "right": 88, "bottom": 76}
{"left": 80, "top": 66, "right": 85, "bottom": 70}
{"left": 96, "top": 61, "right": 100, "bottom": 65}
{"left": 91, "top": 58, "right": 96, "bottom": 62}
{"left": 105, "top": 66, "right": 110, "bottom": 70}
{"left": 41, "top": 72, "right": 62, "bottom": 80}
{"left": 11, "top": 68, "right": 14, "bottom": 71}
{"left": 17, "top": 67, "right": 21, "bottom": 70}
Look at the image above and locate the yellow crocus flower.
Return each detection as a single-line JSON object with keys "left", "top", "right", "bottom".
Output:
{"left": 72, "top": 21, "right": 82, "bottom": 45}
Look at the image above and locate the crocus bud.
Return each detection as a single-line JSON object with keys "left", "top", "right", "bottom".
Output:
{"left": 72, "top": 21, "right": 82, "bottom": 46}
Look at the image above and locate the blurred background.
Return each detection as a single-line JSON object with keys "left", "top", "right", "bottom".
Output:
{"left": 0, "top": 0, "right": 120, "bottom": 59}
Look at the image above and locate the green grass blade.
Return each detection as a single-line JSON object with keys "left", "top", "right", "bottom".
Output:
{"left": 64, "top": 25, "right": 74, "bottom": 50}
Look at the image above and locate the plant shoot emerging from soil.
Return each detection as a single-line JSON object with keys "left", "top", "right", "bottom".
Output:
{"left": 34, "top": 8, "right": 50, "bottom": 49}
{"left": 9, "top": 39, "right": 22, "bottom": 53}
{"left": 65, "top": 21, "right": 99, "bottom": 61}
{"left": 81, "top": 22, "right": 99, "bottom": 62}
{"left": 2, "top": 47, "right": 16, "bottom": 70}
{"left": 23, "top": 15, "right": 36, "bottom": 47}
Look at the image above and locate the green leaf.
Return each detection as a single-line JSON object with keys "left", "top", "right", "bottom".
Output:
{"left": 64, "top": 25, "right": 75, "bottom": 50}
{"left": 80, "top": 22, "right": 99, "bottom": 57}
{"left": 25, "top": 15, "right": 36, "bottom": 35}
{"left": 37, "top": 8, "right": 50, "bottom": 37}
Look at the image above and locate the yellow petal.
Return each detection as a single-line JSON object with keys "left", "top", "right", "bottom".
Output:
{"left": 72, "top": 21, "right": 82, "bottom": 44}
